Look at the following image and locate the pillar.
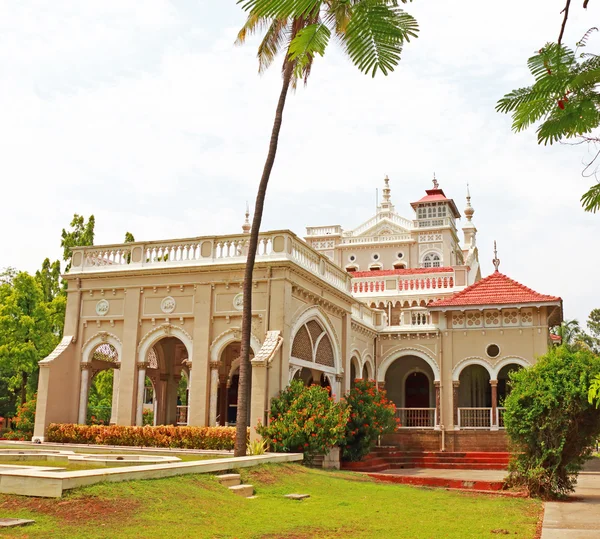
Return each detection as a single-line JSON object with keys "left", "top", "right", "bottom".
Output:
{"left": 218, "top": 377, "right": 227, "bottom": 426}
{"left": 452, "top": 380, "right": 460, "bottom": 429}
{"left": 109, "top": 368, "right": 120, "bottom": 424}
{"left": 434, "top": 380, "right": 441, "bottom": 429}
{"left": 209, "top": 361, "right": 219, "bottom": 426}
{"left": 335, "top": 374, "right": 343, "bottom": 402}
{"left": 135, "top": 362, "right": 147, "bottom": 426}
{"left": 250, "top": 361, "right": 268, "bottom": 440}
{"left": 490, "top": 379, "right": 498, "bottom": 430}
{"left": 78, "top": 364, "right": 91, "bottom": 424}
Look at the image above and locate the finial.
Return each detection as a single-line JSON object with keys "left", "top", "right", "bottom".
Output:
{"left": 242, "top": 202, "right": 251, "bottom": 234}
{"left": 381, "top": 175, "right": 392, "bottom": 205}
{"left": 464, "top": 183, "right": 474, "bottom": 221}
{"left": 432, "top": 173, "right": 439, "bottom": 189}
{"left": 492, "top": 241, "right": 500, "bottom": 272}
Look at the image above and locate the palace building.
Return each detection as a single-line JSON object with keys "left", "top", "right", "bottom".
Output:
{"left": 33, "top": 177, "right": 562, "bottom": 451}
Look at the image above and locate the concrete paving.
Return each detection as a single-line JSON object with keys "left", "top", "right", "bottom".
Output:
{"left": 541, "top": 468, "right": 600, "bottom": 539}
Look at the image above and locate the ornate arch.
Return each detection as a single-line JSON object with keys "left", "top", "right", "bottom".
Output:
{"left": 82, "top": 331, "right": 122, "bottom": 364}
{"left": 209, "top": 327, "right": 261, "bottom": 364}
{"left": 138, "top": 323, "right": 193, "bottom": 366}
{"left": 349, "top": 351, "right": 361, "bottom": 380}
{"left": 452, "top": 356, "right": 494, "bottom": 381}
{"left": 362, "top": 353, "right": 374, "bottom": 379}
{"left": 289, "top": 305, "right": 342, "bottom": 373}
{"left": 492, "top": 356, "right": 531, "bottom": 379}
{"left": 378, "top": 346, "right": 440, "bottom": 382}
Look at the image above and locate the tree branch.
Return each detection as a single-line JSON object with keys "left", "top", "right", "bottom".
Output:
{"left": 558, "top": 0, "right": 572, "bottom": 44}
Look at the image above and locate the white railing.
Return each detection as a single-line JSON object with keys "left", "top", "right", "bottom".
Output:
{"left": 497, "top": 407, "right": 506, "bottom": 429}
{"left": 344, "top": 213, "right": 413, "bottom": 238}
{"left": 305, "top": 225, "right": 343, "bottom": 236}
{"left": 458, "top": 407, "right": 492, "bottom": 429}
{"left": 69, "top": 231, "right": 352, "bottom": 296}
{"left": 340, "top": 233, "right": 412, "bottom": 245}
{"left": 415, "top": 217, "right": 456, "bottom": 229}
{"left": 176, "top": 406, "right": 188, "bottom": 426}
{"left": 396, "top": 408, "right": 436, "bottom": 428}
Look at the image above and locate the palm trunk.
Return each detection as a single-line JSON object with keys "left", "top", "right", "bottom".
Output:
{"left": 234, "top": 61, "right": 294, "bottom": 456}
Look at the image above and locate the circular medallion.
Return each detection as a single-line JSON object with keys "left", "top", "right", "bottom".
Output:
{"left": 161, "top": 296, "right": 176, "bottom": 314}
{"left": 233, "top": 293, "right": 244, "bottom": 311}
{"left": 96, "top": 299, "right": 109, "bottom": 317}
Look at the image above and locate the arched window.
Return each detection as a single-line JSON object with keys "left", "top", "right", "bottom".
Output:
{"left": 422, "top": 252, "right": 441, "bottom": 268}
{"left": 291, "top": 320, "right": 335, "bottom": 368}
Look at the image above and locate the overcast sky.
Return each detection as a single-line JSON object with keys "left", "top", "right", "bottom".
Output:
{"left": 1, "top": 1, "right": 599, "bottom": 326}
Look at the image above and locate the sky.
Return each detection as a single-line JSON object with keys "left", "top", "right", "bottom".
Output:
{"left": 1, "top": 1, "right": 599, "bottom": 326}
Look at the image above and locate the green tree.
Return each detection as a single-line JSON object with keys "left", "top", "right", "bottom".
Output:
{"left": 504, "top": 345, "right": 600, "bottom": 499}
{"left": 87, "top": 370, "right": 114, "bottom": 424}
{"left": 124, "top": 232, "right": 135, "bottom": 243}
{"left": 0, "top": 273, "right": 57, "bottom": 408}
{"left": 497, "top": 2, "right": 600, "bottom": 212}
{"left": 551, "top": 318, "right": 583, "bottom": 349}
{"left": 233, "top": 0, "right": 419, "bottom": 456}
{"left": 61, "top": 214, "right": 95, "bottom": 271}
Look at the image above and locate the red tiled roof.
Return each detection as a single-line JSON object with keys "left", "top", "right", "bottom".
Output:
{"left": 351, "top": 267, "right": 454, "bottom": 278}
{"left": 428, "top": 271, "right": 561, "bottom": 308}
{"left": 550, "top": 334, "right": 562, "bottom": 342}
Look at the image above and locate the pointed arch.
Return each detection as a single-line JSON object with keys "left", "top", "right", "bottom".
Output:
{"left": 82, "top": 332, "right": 122, "bottom": 364}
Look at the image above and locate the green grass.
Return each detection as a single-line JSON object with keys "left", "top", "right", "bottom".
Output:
{"left": 0, "top": 464, "right": 541, "bottom": 539}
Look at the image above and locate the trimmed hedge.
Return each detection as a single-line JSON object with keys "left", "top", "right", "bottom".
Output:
{"left": 47, "top": 424, "right": 242, "bottom": 450}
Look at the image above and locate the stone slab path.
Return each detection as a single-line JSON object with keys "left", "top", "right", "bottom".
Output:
{"left": 541, "top": 471, "right": 600, "bottom": 538}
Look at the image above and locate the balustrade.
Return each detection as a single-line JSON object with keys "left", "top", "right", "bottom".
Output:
{"left": 457, "top": 407, "right": 492, "bottom": 429}
{"left": 396, "top": 408, "right": 436, "bottom": 428}
{"left": 497, "top": 407, "right": 506, "bottom": 429}
{"left": 176, "top": 406, "right": 189, "bottom": 426}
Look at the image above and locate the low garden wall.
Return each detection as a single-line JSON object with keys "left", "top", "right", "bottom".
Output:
{"left": 47, "top": 424, "right": 244, "bottom": 450}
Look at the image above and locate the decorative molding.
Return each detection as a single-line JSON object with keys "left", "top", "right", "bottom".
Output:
{"left": 96, "top": 299, "right": 109, "bottom": 316}
{"left": 209, "top": 327, "right": 262, "bottom": 364}
{"left": 233, "top": 293, "right": 244, "bottom": 311}
{"left": 451, "top": 356, "right": 493, "bottom": 380}
{"left": 160, "top": 296, "right": 176, "bottom": 314}
{"left": 137, "top": 323, "right": 193, "bottom": 353}
{"left": 378, "top": 345, "right": 441, "bottom": 382}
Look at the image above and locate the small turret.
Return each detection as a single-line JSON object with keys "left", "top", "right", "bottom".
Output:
{"left": 379, "top": 175, "right": 394, "bottom": 214}
{"left": 242, "top": 203, "right": 251, "bottom": 234}
{"left": 462, "top": 184, "right": 477, "bottom": 248}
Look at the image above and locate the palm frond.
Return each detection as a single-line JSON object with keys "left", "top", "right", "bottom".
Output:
{"left": 288, "top": 22, "right": 331, "bottom": 82}
{"left": 581, "top": 182, "right": 600, "bottom": 212}
{"left": 236, "top": 13, "right": 271, "bottom": 45}
{"left": 238, "top": 0, "right": 321, "bottom": 19}
{"left": 342, "top": 3, "right": 418, "bottom": 77}
{"left": 258, "top": 18, "right": 290, "bottom": 73}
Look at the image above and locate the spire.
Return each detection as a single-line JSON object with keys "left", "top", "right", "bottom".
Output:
{"left": 464, "top": 183, "right": 475, "bottom": 221}
{"left": 379, "top": 175, "right": 394, "bottom": 213}
{"left": 492, "top": 241, "right": 500, "bottom": 272}
{"left": 432, "top": 173, "right": 439, "bottom": 190}
{"left": 242, "top": 202, "right": 251, "bottom": 234}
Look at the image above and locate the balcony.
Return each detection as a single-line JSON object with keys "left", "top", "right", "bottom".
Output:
{"left": 351, "top": 271, "right": 457, "bottom": 297}
{"left": 396, "top": 408, "right": 436, "bottom": 429}
{"left": 305, "top": 225, "right": 343, "bottom": 236}
{"left": 68, "top": 231, "right": 352, "bottom": 296}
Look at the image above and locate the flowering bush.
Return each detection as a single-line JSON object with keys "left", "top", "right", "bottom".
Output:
{"left": 4, "top": 398, "right": 37, "bottom": 441}
{"left": 142, "top": 409, "right": 154, "bottom": 426}
{"left": 47, "top": 424, "right": 244, "bottom": 450}
{"left": 256, "top": 380, "right": 349, "bottom": 464}
{"left": 340, "top": 379, "right": 398, "bottom": 462}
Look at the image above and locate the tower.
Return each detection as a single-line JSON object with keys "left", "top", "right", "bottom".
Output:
{"left": 462, "top": 185, "right": 477, "bottom": 248}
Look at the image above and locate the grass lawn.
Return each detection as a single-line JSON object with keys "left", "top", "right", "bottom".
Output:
{"left": 0, "top": 463, "right": 541, "bottom": 539}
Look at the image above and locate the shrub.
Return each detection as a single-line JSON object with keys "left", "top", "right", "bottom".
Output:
{"left": 340, "top": 379, "right": 398, "bottom": 462}
{"left": 256, "top": 380, "right": 349, "bottom": 464}
{"left": 143, "top": 409, "right": 154, "bottom": 426}
{"left": 46, "top": 424, "right": 244, "bottom": 450}
{"left": 504, "top": 346, "right": 600, "bottom": 499}
{"left": 4, "top": 398, "right": 37, "bottom": 441}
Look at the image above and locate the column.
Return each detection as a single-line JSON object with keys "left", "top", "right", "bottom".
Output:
{"left": 452, "top": 380, "right": 460, "bottom": 429}
{"left": 135, "top": 362, "right": 147, "bottom": 426}
{"left": 109, "top": 368, "right": 120, "bottom": 425}
{"left": 209, "top": 361, "right": 220, "bottom": 426}
{"left": 78, "top": 364, "right": 91, "bottom": 424}
{"left": 434, "top": 381, "right": 441, "bottom": 429}
{"left": 490, "top": 379, "right": 498, "bottom": 430}
{"left": 335, "top": 374, "right": 343, "bottom": 402}
{"left": 184, "top": 362, "right": 192, "bottom": 426}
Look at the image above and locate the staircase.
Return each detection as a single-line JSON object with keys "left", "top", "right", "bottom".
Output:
{"left": 216, "top": 474, "right": 255, "bottom": 498}
{"left": 341, "top": 446, "right": 511, "bottom": 473}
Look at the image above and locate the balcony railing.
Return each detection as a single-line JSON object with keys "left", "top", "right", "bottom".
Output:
{"left": 176, "top": 406, "right": 188, "bottom": 426}
{"left": 340, "top": 234, "right": 412, "bottom": 245}
{"left": 396, "top": 408, "right": 436, "bottom": 429}
{"left": 457, "top": 407, "right": 492, "bottom": 429}
{"left": 351, "top": 271, "right": 456, "bottom": 296}
{"left": 345, "top": 213, "right": 414, "bottom": 237}
{"left": 497, "top": 407, "right": 506, "bottom": 429}
{"left": 305, "top": 225, "right": 343, "bottom": 236}
{"left": 68, "top": 231, "right": 352, "bottom": 296}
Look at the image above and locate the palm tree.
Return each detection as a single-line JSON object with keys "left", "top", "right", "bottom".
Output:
{"left": 233, "top": 0, "right": 419, "bottom": 456}
{"left": 552, "top": 319, "right": 582, "bottom": 349}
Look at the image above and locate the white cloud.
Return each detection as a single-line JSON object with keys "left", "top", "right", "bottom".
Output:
{"left": 1, "top": 0, "right": 599, "bottom": 326}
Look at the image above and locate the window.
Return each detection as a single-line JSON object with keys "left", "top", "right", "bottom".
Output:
{"left": 397, "top": 252, "right": 404, "bottom": 259}
{"left": 369, "top": 263, "right": 383, "bottom": 271}
{"left": 423, "top": 253, "right": 441, "bottom": 268}
{"left": 393, "top": 262, "right": 406, "bottom": 269}
{"left": 372, "top": 253, "right": 380, "bottom": 261}
{"left": 486, "top": 344, "right": 500, "bottom": 358}
{"left": 348, "top": 254, "right": 356, "bottom": 262}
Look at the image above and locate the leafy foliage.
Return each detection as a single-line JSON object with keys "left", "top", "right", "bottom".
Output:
{"left": 47, "top": 424, "right": 245, "bottom": 450}
{"left": 497, "top": 34, "right": 600, "bottom": 212}
{"left": 340, "top": 379, "right": 397, "bottom": 461}
{"left": 504, "top": 346, "right": 600, "bottom": 499}
{"left": 4, "top": 397, "right": 37, "bottom": 440}
{"left": 61, "top": 214, "right": 95, "bottom": 271}
{"left": 256, "top": 380, "right": 349, "bottom": 463}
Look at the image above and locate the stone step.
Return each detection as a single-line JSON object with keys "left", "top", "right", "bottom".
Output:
{"left": 229, "top": 484, "right": 254, "bottom": 497}
{"left": 217, "top": 474, "right": 241, "bottom": 487}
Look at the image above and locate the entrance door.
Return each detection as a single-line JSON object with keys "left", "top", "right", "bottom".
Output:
{"left": 405, "top": 372, "right": 430, "bottom": 408}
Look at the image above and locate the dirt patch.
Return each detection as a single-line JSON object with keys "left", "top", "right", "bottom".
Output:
{"left": 244, "top": 463, "right": 305, "bottom": 485}
{"left": 0, "top": 494, "right": 140, "bottom": 524}
{"left": 260, "top": 526, "right": 355, "bottom": 538}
